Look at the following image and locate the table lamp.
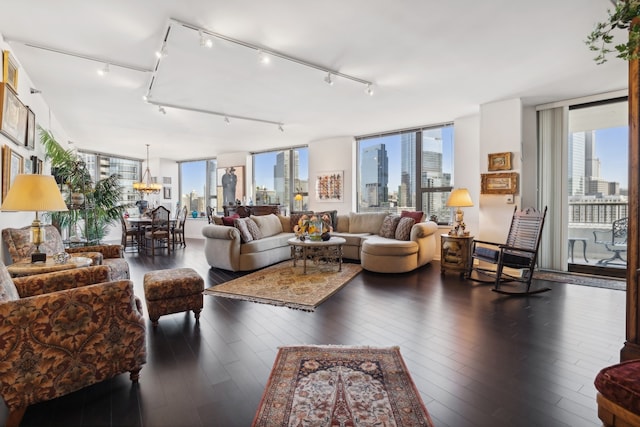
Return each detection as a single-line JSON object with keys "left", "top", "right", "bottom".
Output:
{"left": 446, "top": 188, "right": 473, "bottom": 234}
{"left": 1, "top": 174, "right": 69, "bottom": 262}
{"left": 294, "top": 193, "right": 303, "bottom": 211}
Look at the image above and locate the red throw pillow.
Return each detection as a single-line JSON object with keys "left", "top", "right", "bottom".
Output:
{"left": 401, "top": 210, "right": 423, "bottom": 223}
{"left": 222, "top": 213, "right": 240, "bottom": 226}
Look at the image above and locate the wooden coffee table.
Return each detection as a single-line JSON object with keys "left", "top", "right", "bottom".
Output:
{"left": 288, "top": 236, "right": 346, "bottom": 274}
{"left": 7, "top": 256, "right": 93, "bottom": 278}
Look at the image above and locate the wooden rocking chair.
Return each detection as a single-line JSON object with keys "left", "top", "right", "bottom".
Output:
{"left": 467, "top": 206, "right": 549, "bottom": 295}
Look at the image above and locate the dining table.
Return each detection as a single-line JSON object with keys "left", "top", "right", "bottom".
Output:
{"left": 126, "top": 216, "right": 177, "bottom": 253}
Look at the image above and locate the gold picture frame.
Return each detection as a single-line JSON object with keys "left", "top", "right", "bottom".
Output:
{"left": 0, "top": 83, "right": 27, "bottom": 145}
{"left": 2, "top": 144, "right": 24, "bottom": 200}
{"left": 488, "top": 152, "right": 512, "bottom": 171}
{"left": 2, "top": 51, "right": 18, "bottom": 93}
{"left": 481, "top": 172, "right": 518, "bottom": 195}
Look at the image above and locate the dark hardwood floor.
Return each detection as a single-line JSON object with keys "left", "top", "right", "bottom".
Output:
{"left": 2, "top": 239, "right": 625, "bottom": 426}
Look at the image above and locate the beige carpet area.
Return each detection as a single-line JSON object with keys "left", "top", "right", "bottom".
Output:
{"left": 203, "top": 261, "right": 362, "bottom": 311}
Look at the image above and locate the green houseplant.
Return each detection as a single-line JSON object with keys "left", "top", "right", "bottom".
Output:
{"left": 40, "top": 127, "right": 126, "bottom": 243}
{"left": 587, "top": 0, "right": 640, "bottom": 63}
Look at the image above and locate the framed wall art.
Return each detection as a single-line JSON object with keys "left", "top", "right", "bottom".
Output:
{"left": 315, "top": 170, "right": 343, "bottom": 202}
{"left": 25, "top": 107, "right": 35, "bottom": 150}
{"left": 481, "top": 172, "right": 519, "bottom": 195}
{"left": 0, "top": 83, "right": 27, "bottom": 146}
{"left": 216, "top": 166, "right": 244, "bottom": 211}
{"left": 488, "top": 152, "right": 512, "bottom": 171}
{"left": 163, "top": 186, "right": 172, "bottom": 199}
{"left": 2, "top": 51, "right": 18, "bottom": 92}
{"left": 2, "top": 145, "right": 23, "bottom": 200}
{"left": 30, "top": 155, "right": 42, "bottom": 174}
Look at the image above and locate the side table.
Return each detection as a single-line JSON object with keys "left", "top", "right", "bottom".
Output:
{"left": 440, "top": 234, "right": 474, "bottom": 277}
{"left": 7, "top": 256, "right": 93, "bottom": 278}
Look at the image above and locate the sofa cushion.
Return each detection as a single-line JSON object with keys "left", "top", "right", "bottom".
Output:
{"left": 212, "top": 215, "right": 224, "bottom": 225}
{"left": 331, "top": 232, "right": 371, "bottom": 247}
{"left": 277, "top": 214, "right": 291, "bottom": 233}
{"left": 240, "top": 233, "right": 294, "bottom": 254}
{"left": 595, "top": 360, "right": 640, "bottom": 417}
{"left": 395, "top": 217, "right": 415, "bottom": 240}
{"left": 251, "top": 214, "right": 282, "bottom": 238}
{"left": 335, "top": 215, "right": 349, "bottom": 233}
{"left": 348, "top": 212, "right": 389, "bottom": 234}
{"left": 379, "top": 215, "right": 401, "bottom": 238}
{"left": 315, "top": 210, "right": 337, "bottom": 231}
{"left": 234, "top": 218, "right": 260, "bottom": 243}
{"left": 401, "top": 210, "right": 424, "bottom": 223}
{"left": 362, "top": 236, "right": 419, "bottom": 256}
{"left": 222, "top": 214, "right": 240, "bottom": 226}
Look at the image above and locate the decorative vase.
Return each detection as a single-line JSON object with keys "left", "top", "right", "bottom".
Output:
{"left": 70, "top": 192, "right": 84, "bottom": 207}
{"left": 192, "top": 210, "right": 198, "bottom": 218}
{"left": 308, "top": 219, "right": 323, "bottom": 241}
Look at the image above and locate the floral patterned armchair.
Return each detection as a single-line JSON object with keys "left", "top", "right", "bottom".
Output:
{"left": 1, "top": 225, "right": 130, "bottom": 280}
{"left": 0, "top": 262, "right": 146, "bottom": 427}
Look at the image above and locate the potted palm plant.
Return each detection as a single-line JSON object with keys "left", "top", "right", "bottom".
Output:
{"left": 40, "top": 127, "right": 126, "bottom": 243}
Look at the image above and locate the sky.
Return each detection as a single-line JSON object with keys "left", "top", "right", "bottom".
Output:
{"left": 595, "top": 126, "right": 628, "bottom": 188}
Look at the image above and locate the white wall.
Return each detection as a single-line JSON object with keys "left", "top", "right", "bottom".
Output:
{"left": 453, "top": 114, "right": 481, "bottom": 236}
{"left": 308, "top": 136, "right": 355, "bottom": 213}
{"left": 478, "top": 98, "right": 523, "bottom": 243}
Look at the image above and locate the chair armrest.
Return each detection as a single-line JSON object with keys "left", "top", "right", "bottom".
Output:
{"left": 498, "top": 244, "right": 537, "bottom": 254}
{"left": 63, "top": 250, "right": 104, "bottom": 265}
{"left": 12, "top": 265, "right": 113, "bottom": 297}
{"left": 66, "top": 244, "right": 124, "bottom": 259}
{"left": 472, "top": 239, "right": 501, "bottom": 247}
{"left": 0, "top": 279, "right": 146, "bottom": 411}
{"left": 410, "top": 221, "right": 438, "bottom": 239}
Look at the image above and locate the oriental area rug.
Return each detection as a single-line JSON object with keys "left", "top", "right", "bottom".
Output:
{"left": 203, "top": 261, "right": 362, "bottom": 311}
{"left": 252, "top": 345, "right": 434, "bottom": 427}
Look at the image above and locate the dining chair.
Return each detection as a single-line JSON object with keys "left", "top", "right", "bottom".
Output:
{"left": 172, "top": 205, "right": 188, "bottom": 249}
{"left": 121, "top": 216, "right": 139, "bottom": 253}
{"left": 144, "top": 206, "right": 171, "bottom": 257}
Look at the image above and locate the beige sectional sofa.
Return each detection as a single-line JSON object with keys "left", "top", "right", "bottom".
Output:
{"left": 202, "top": 211, "right": 438, "bottom": 273}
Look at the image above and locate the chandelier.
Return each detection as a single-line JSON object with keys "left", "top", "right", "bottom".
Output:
{"left": 133, "top": 144, "right": 162, "bottom": 195}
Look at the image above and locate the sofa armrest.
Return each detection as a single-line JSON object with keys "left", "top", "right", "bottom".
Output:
{"left": 0, "top": 279, "right": 146, "bottom": 412}
{"left": 202, "top": 225, "right": 242, "bottom": 271}
{"left": 12, "top": 265, "right": 113, "bottom": 297}
{"left": 410, "top": 221, "right": 438, "bottom": 240}
{"left": 202, "top": 224, "right": 240, "bottom": 240}
{"left": 66, "top": 244, "right": 124, "bottom": 259}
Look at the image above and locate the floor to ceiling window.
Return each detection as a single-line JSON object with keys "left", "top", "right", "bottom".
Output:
{"left": 77, "top": 151, "right": 140, "bottom": 205}
{"left": 252, "top": 147, "right": 308, "bottom": 214}
{"left": 179, "top": 159, "right": 217, "bottom": 216}
{"left": 567, "top": 99, "right": 628, "bottom": 276}
{"left": 356, "top": 124, "right": 454, "bottom": 223}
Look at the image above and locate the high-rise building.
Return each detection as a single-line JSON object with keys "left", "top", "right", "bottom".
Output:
{"left": 360, "top": 144, "right": 388, "bottom": 207}
{"left": 399, "top": 134, "right": 416, "bottom": 208}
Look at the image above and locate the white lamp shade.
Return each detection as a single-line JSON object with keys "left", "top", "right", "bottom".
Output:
{"left": 446, "top": 188, "right": 474, "bottom": 208}
{"left": 1, "top": 174, "right": 69, "bottom": 212}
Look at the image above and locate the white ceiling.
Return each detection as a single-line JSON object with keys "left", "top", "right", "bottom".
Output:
{"left": 0, "top": 0, "right": 628, "bottom": 161}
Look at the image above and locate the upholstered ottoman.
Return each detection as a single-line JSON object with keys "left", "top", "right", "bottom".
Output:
{"left": 143, "top": 268, "right": 204, "bottom": 327}
{"left": 595, "top": 360, "right": 640, "bottom": 426}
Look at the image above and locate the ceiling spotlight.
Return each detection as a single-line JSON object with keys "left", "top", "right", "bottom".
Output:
{"left": 365, "top": 83, "right": 374, "bottom": 96}
{"left": 199, "top": 30, "right": 213, "bottom": 48}
{"left": 258, "top": 50, "right": 270, "bottom": 64}
{"left": 158, "top": 105, "right": 166, "bottom": 115}
{"left": 224, "top": 116, "right": 230, "bottom": 124}
{"left": 97, "top": 63, "right": 110, "bottom": 76}
{"left": 30, "top": 88, "right": 41, "bottom": 94}
{"left": 142, "top": 94, "right": 149, "bottom": 102}
{"left": 278, "top": 124, "right": 284, "bottom": 132}
{"left": 324, "top": 73, "right": 334, "bottom": 86}
{"left": 155, "top": 45, "right": 168, "bottom": 59}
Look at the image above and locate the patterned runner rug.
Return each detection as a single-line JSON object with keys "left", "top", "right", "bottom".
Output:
{"left": 203, "top": 261, "right": 362, "bottom": 311}
{"left": 252, "top": 345, "right": 434, "bottom": 427}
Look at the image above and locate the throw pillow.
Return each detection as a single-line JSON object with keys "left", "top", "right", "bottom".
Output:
{"left": 245, "top": 218, "right": 263, "bottom": 240}
{"left": 401, "top": 210, "right": 424, "bottom": 223}
{"left": 314, "top": 210, "right": 337, "bottom": 232}
{"left": 250, "top": 214, "right": 283, "bottom": 238}
{"left": 222, "top": 213, "right": 240, "bottom": 226}
{"left": 379, "top": 214, "right": 401, "bottom": 238}
{"left": 395, "top": 217, "right": 415, "bottom": 241}
{"left": 234, "top": 218, "right": 256, "bottom": 243}
{"left": 212, "top": 215, "right": 224, "bottom": 225}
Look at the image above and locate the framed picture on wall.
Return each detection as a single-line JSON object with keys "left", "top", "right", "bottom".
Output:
{"left": 25, "top": 107, "right": 35, "bottom": 150}
{"left": 2, "top": 51, "right": 18, "bottom": 92}
{"left": 481, "top": 172, "right": 519, "bottom": 195}
{"left": 0, "top": 83, "right": 27, "bottom": 146}
{"left": 2, "top": 144, "right": 23, "bottom": 200}
{"left": 163, "top": 186, "right": 172, "bottom": 199}
{"left": 488, "top": 152, "right": 511, "bottom": 171}
{"left": 315, "top": 170, "right": 343, "bottom": 202}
